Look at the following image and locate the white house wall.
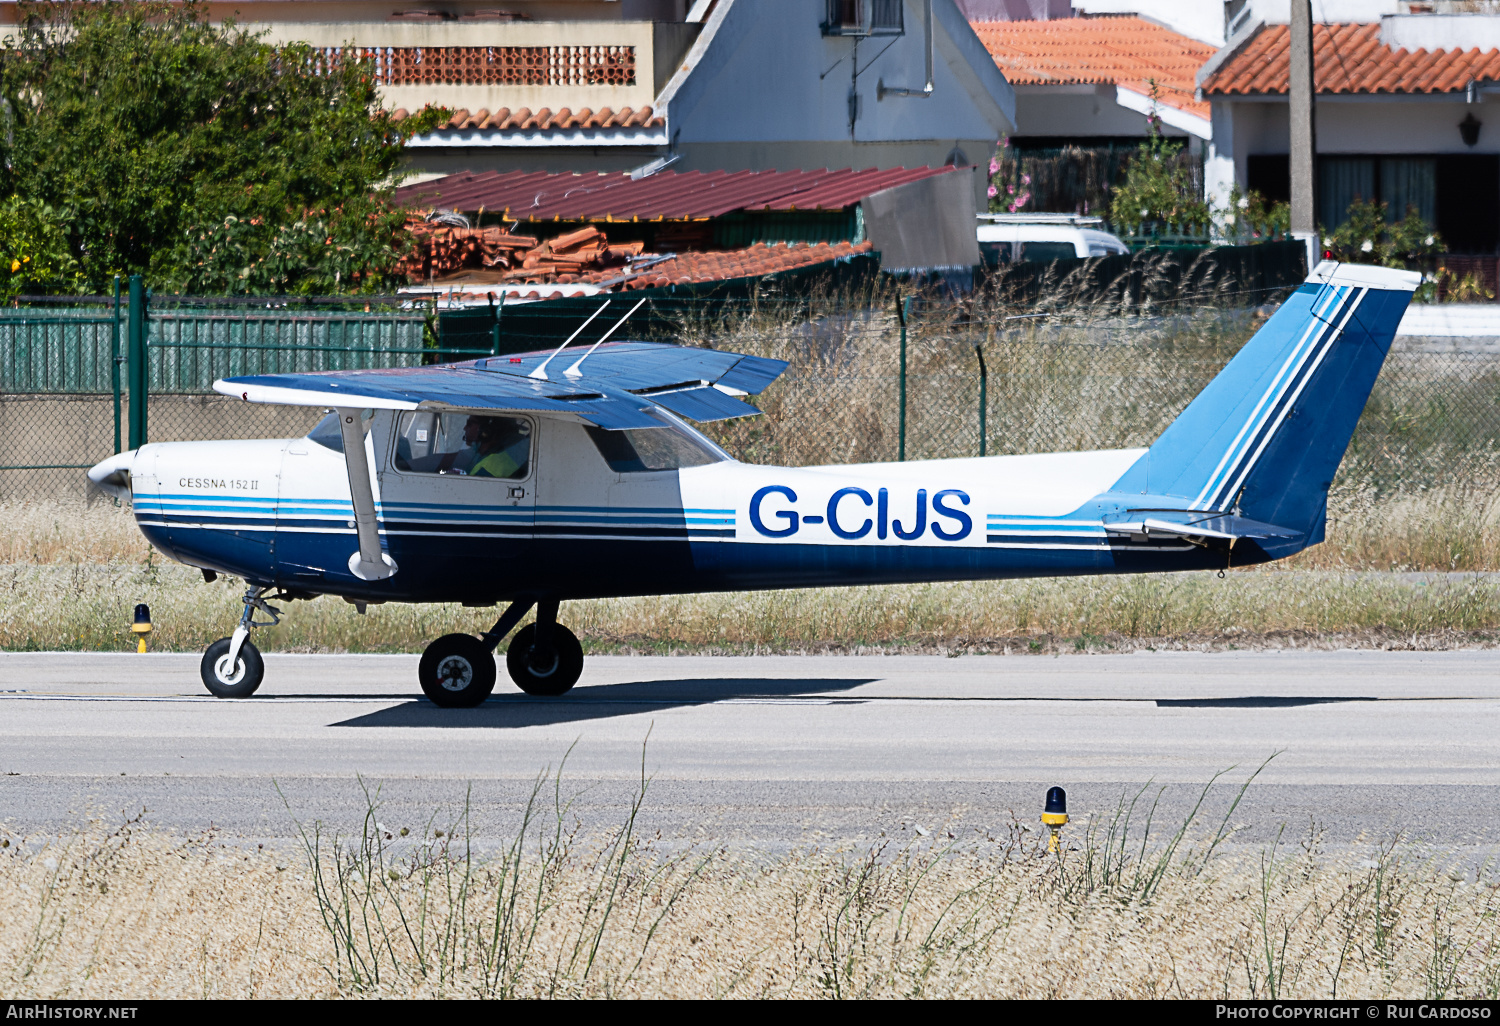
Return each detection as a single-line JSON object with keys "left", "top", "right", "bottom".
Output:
{"left": 660, "top": 0, "right": 1014, "bottom": 186}
{"left": 1206, "top": 97, "right": 1500, "bottom": 208}
{"left": 1011, "top": 85, "right": 1191, "bottom": 139}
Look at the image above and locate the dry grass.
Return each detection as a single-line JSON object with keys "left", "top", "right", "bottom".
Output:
{"left": 6, "top": 556, "right": 1500, "bottom": 654}
{"left": 6, "top": 293, "right": 1500, "bottom": 651}
{"left": 4, "top": 768, "right": 1500, "bottom": 999}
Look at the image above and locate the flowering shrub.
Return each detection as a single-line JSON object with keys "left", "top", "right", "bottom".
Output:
{"left": 986, "top": 138, "right": 1033, "bottom": 213}
{"left": 1320, "top": 198, "right": 1441, "bottom": 272}
{"left": 1216, "top": 186, "right": 1290, "bottom": 242}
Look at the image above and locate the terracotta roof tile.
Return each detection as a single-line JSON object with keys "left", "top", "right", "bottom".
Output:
{"left": 1202, "top": 23, "right": 1500, "bottom": 95}
{"left": 390, "top": 105, "right": 663, "bottom": 131}
{"left": 971, "top": 15, "right": 1215, "bottom": 119}
{"left": 578, "top": 241, "right": 876, "bottom": 289}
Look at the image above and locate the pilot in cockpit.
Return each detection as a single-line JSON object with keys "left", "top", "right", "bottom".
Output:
{"left": 395, "top": 412, "right": 529, "bottom": 477}
{"left": 435, "top": 415, "right": 482, "bottom": 474}
{"left": 470, "top": 417, "right": 530, "bottom": 479}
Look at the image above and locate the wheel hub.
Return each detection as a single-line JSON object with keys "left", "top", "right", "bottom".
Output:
{"left": 526, "top": 646, "right": 560, "bottom": 677}
{"left": 436, "top": 655, "right": 474, "bottom": 691}
{"left": 213, "top": 655, "right": 246, "bottom": 686}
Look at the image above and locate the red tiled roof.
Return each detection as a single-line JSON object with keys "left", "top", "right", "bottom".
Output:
{"left": 971, "top": 15, "right": 1215, "bottom": 119}
{"left": 1201, "top": 22, "right": 1500, "bottom": 95}
{"left": 421, "top": 240, "right": 876, "bottom": 296}
{"left": 590, "top": 241, "right": 876, "bottom": 289}
{"left": 390, "top": 105, "right": 662, "bottom": 131}
{"left": 394, "top": 166, "right": 962, "bottom": 220}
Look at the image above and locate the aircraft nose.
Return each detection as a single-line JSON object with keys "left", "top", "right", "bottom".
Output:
{"left": 87, "top": 451, "right": 135, "bottom": 501}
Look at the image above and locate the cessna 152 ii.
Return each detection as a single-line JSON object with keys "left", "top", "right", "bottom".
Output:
{"left": 87, "top": 261, "right": 1416, "bottom": 705}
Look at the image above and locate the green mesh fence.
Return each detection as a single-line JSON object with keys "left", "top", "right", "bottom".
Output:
{"left": 4, "top": 294, "right": 1500, "bottom": 507}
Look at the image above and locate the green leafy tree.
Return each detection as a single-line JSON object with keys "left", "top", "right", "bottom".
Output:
{"left": 0, "top": 0, "right": 445, "bottom": 293}
{"left": 1108, "top": 85, "right": 1210, "bottom": 240}
{"left": 0, "top": 196, "right": 85, "bottom": 299}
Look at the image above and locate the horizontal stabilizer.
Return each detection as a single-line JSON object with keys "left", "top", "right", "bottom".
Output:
{"left": 1105, "top": 513, "right": 1302, "bottom": 545}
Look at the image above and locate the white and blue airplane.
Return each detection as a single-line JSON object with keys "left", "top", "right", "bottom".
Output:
{"left": 87, "top": 261, "right": 1417, "bottom": 705}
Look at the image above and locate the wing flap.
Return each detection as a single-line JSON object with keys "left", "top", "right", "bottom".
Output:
{"left": 648, "top": 386, "right": 761, "bottom": 422}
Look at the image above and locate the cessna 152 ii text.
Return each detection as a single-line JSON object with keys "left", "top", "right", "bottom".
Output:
{"left": 87, "top": 261, "right": 1417, "bottom": 705}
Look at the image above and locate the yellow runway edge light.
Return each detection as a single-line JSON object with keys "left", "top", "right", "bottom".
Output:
{"left": 131, "top": 603, "right": 152, "bottom": 653}
{"left": 1042, "top": 786, "right": 1068, "bottom": 854}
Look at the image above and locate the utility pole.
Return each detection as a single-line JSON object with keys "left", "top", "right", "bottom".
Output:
{"left": 1289, "top": 0, "right": 1319, "bottom": 271}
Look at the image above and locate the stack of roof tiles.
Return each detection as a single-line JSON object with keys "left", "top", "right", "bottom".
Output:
{"left": 971, "top": 15, "right": 1215, "bottom": 119}
{"left": 401, "top": 215, "right": 874, "bottom": 296}
{"left": 391, "top": 106, "right": 661, "bottom": 131}
{"left": 1199, "top": 22, "right": 1500, "bottom": 95}
{"left": 400, "top": 223, "right": 644, "bottom": 283}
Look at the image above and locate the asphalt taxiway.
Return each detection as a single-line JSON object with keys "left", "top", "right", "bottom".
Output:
{"left": 1, "top": 650, "right": 1497, "bottom": 854}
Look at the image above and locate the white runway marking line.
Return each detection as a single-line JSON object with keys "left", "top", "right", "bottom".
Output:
{"left": 2, "top": 693, "right": 1497, "bottom": 707}
{"left": 0, "top": 693, "right": 856, "bottom": 706}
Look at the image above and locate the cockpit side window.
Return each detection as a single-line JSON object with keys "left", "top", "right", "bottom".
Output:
{"left": 585, "top": 412, "right": 728, "bottom": 473}
{"left": 393, "top": 411, "right": 531, "bottom": 479}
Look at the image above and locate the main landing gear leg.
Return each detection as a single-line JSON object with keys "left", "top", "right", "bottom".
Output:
{"left": 505, "top": 597, "right": 583, "bottom": 697}
{"left": 200, "top": 585, "right": 279, "bottom": 698}
{"left": 418, "top": 598, "right": 584, "bottom": 706}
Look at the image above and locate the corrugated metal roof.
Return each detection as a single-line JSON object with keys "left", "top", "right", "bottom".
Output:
{"left": 971, "top": 15, "right": 1215, "bottom": 119}
{"left": 394, "top": 166, "right": 962, "bottom": 221}
{"left": 1201, "top": 23, "right": 1500, "bottom": 95}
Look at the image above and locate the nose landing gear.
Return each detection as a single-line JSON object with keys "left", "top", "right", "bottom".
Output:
{"left": 201, "top": 586, "right": 281, "bottom": 698}
{"left": 417, "top": 597, "right": 583, "bottom": 707}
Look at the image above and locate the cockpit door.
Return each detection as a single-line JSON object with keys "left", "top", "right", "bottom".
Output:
{"left": 378, "top": 411, "right": 537, "bottom": 602}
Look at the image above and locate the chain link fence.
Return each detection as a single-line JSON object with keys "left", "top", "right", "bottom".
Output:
{"left": 3, "top": 289, "right": 1500, "bottom": 509}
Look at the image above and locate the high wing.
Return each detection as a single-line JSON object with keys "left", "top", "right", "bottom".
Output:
{"left": 212, "top": 341, "right": 789, "bottom": 430}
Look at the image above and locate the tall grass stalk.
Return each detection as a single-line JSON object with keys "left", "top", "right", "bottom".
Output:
{"left": 8, "top": 772, "right": 1500, "bottom": 998}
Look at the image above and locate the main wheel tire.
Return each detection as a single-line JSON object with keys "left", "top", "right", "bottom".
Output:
{"left": 506, "top": 623, "right": 583, "bottom": 696}
{"left": 419, "top": 633, "right": 497, "bottom": 708}
{"left": 201, "top": 636, "right": 264, "bottom": 698}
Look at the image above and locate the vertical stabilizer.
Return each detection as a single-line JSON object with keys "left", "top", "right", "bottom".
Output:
{"left": 1136, "top": 262, "right": 1418, "bottom": 537}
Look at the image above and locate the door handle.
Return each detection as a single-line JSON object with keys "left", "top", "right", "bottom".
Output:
{"left": 509, "top": 486, "right": 525, "bottom": 499}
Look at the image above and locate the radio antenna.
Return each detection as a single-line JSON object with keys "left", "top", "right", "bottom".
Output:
{"left": 564, "top": 297, "right": 648, "bottom": 378}
{"left": 528, "top": 300, "right": 610, "bottom": 380}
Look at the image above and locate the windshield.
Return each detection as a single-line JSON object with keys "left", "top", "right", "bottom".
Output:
{"left": 586, "top": 410, "right": 729, "bottom": 473}
{"left": 308, "top": 412, "right": 345, "bottom": 453}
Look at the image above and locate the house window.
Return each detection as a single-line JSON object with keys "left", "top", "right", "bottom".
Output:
{"left": 1318, "top": 157, "right": 1436, "bottom": 230}
{"left": 1247, "top": 153, "right": 1499, "bottom": 253}
{"left": 823, "top": 0, "right": 904, "bottom": 37}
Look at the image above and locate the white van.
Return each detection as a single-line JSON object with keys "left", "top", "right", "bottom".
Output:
{"left": 977, "top": 213, "right": 1130, "bottom": 268}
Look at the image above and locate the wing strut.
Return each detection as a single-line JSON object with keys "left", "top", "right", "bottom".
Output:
{"left": 337, "top": 408, "right": 398, "bottom": 582}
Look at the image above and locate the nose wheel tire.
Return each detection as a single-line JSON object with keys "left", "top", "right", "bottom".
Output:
{"left": 419, "top": 633, "right": 497, "bottom": 708}
{"left": 201, "top": 637, "right": 264, "bottom": 698}
{"left": 506, "top": 623, "right": 583, "bottom": 696}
